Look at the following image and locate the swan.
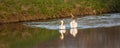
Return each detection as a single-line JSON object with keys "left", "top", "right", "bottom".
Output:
{"left": 70, "top": 13, "right": 78, "bottom": 28}
{"left": 59, "top": 20, "right": 66, "bottom": 30}
{"left": 59, "top": 20, "right": 66, "bottom": 39}
{"left": 70, "top": 19, "right": 78, "bottom": 28}
{"left": 70, "top": 19, "right": 78, "bottom": 37}
{"left": 70, "top": 13, "right": 78, "bottom": 37}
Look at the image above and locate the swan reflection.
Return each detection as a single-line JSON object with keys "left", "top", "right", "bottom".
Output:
{"left": 59, "top": 20, "right": 66, "bottom": 40}
{"left": 70, "top": 19, "right": 78, "bottom": 37}
{"left": 59, "top": 19, "right": 78, "bottom": 39}
{"left": 70, "top": 28, "right": 78, "bottom": 37}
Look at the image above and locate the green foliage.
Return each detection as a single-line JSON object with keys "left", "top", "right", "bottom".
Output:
{"left": 0, "top": 0, "right": 120, "bottom": 22}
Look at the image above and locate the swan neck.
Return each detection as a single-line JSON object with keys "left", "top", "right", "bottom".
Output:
{"left": 61, "top": 21, "right": 64, "bottom": 25}
{"left": 70, "top": 13, "right": 74, "bottom": 18}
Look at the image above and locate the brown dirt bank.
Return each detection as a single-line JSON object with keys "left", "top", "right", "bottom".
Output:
{"left": 0, "top": 0, "right": 120, "bottom": 24}
{"left": 0, "top": 11, "right": 110, "bottom": 24}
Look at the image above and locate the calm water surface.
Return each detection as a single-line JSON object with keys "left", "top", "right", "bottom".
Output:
{"left": 34, "top": 26, "right": 120, "bottom": 48}
{"left": 0, "top": 13, "right": 120, "bottom": 48}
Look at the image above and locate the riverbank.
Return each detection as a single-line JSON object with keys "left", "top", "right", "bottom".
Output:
{"left": 0, "top": 0, "right": 120, "bottom": 23}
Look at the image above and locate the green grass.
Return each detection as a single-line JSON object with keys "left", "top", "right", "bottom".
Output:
{"left": 0, "top": 0, "right": 120, "bottom": 23}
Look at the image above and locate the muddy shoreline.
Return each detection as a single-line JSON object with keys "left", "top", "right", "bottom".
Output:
{"left": 0, "top": 12, "right": 110, "bottom": 24}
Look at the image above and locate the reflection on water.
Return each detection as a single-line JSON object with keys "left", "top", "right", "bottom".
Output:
{"left": 0, "top": 23, "right": 59, "bottom": 48}
{"left": 34, "top": 26, "right": 120, "bottom": 48}
{"left": 25, "top": 13, "right": 120, "bottom": 48}
{"left": 70, "top": 28, "right": 78, "bottom": 37}
{"left": 59, "top": 29, "right": 65, "bottom": 40}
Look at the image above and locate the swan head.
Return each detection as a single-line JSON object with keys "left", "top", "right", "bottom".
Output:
{"left": 60, "top": 20, "right": 64, "bottom": 24}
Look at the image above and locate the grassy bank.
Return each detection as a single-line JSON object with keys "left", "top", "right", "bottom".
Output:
{"left": 0, "top": 0, "right": 120, "bottom": 23}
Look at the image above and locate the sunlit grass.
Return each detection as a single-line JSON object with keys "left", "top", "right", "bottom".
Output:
{"left": 0, "top": 0, "right": 120, "bottom": 23}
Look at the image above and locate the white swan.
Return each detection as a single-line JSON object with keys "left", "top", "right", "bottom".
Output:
{"left": 59, "top": 20, "right": 66, "bottom": 39}
{"left": 70, "top": 19, "right": 78, "bottom": 28}
{"left": 70, "top": 13, "right": 78, "bottom": 28}
{"left": 70, "top": 19, "right": 78, "bottom": 37}
{"left": 70, "top": 13, "right": 78, "bottom": 37}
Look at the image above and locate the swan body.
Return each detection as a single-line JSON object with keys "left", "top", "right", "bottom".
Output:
{"left": 59, "top": 20, "right": 66, "bottom": 32}
{"left": 59, "top": 20, "right": 66, "bottom": 39}
{"left": 70, "top": 20, "right": 78, "bottom": 28}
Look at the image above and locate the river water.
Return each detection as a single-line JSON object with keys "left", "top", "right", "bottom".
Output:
{"left": 25, "top": 13, "right": 120, "bottom": 29}
{"left": 0, "top": 13, "right": 120, "bottom": 48}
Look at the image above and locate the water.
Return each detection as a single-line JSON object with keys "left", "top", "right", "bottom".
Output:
{"left": 0, "top": 23, "right": 59, "bottom": 48}
{"left": 25, "top": 13, "right": 120, "bottom": 30}
{"left": 34, "top": 26, "right": 120, "bottom": 48}
{"left": 0, "top": 13, "right": 120, "bottom": 48}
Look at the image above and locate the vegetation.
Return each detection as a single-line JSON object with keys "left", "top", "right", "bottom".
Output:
{"left": 0, "top": 0, "right": 120, "bottom": 23}
{"left": 0, "top": 23, "right": 59, "bottom": 48}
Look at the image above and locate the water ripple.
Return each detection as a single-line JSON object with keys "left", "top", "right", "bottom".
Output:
{"left": 24, "top": 13, "right": 120, "bottom": 30}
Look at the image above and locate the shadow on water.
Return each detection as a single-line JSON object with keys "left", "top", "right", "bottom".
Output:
{"left": 0, "top": 23, "right": 59, "bottom": 48}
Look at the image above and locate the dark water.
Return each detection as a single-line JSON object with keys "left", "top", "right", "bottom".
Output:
{"left": 0, "top": 13, "right": 120, "bottom": 48}
{"left": 0, "top": 23, "right": 59, "bottom": 48}
{"left": 34, "top": 26, "right": 120, "bottom": 48}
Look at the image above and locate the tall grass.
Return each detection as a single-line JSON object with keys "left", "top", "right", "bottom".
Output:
{"left": 0, "top": 0, "right": 120, "bottom": 23}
